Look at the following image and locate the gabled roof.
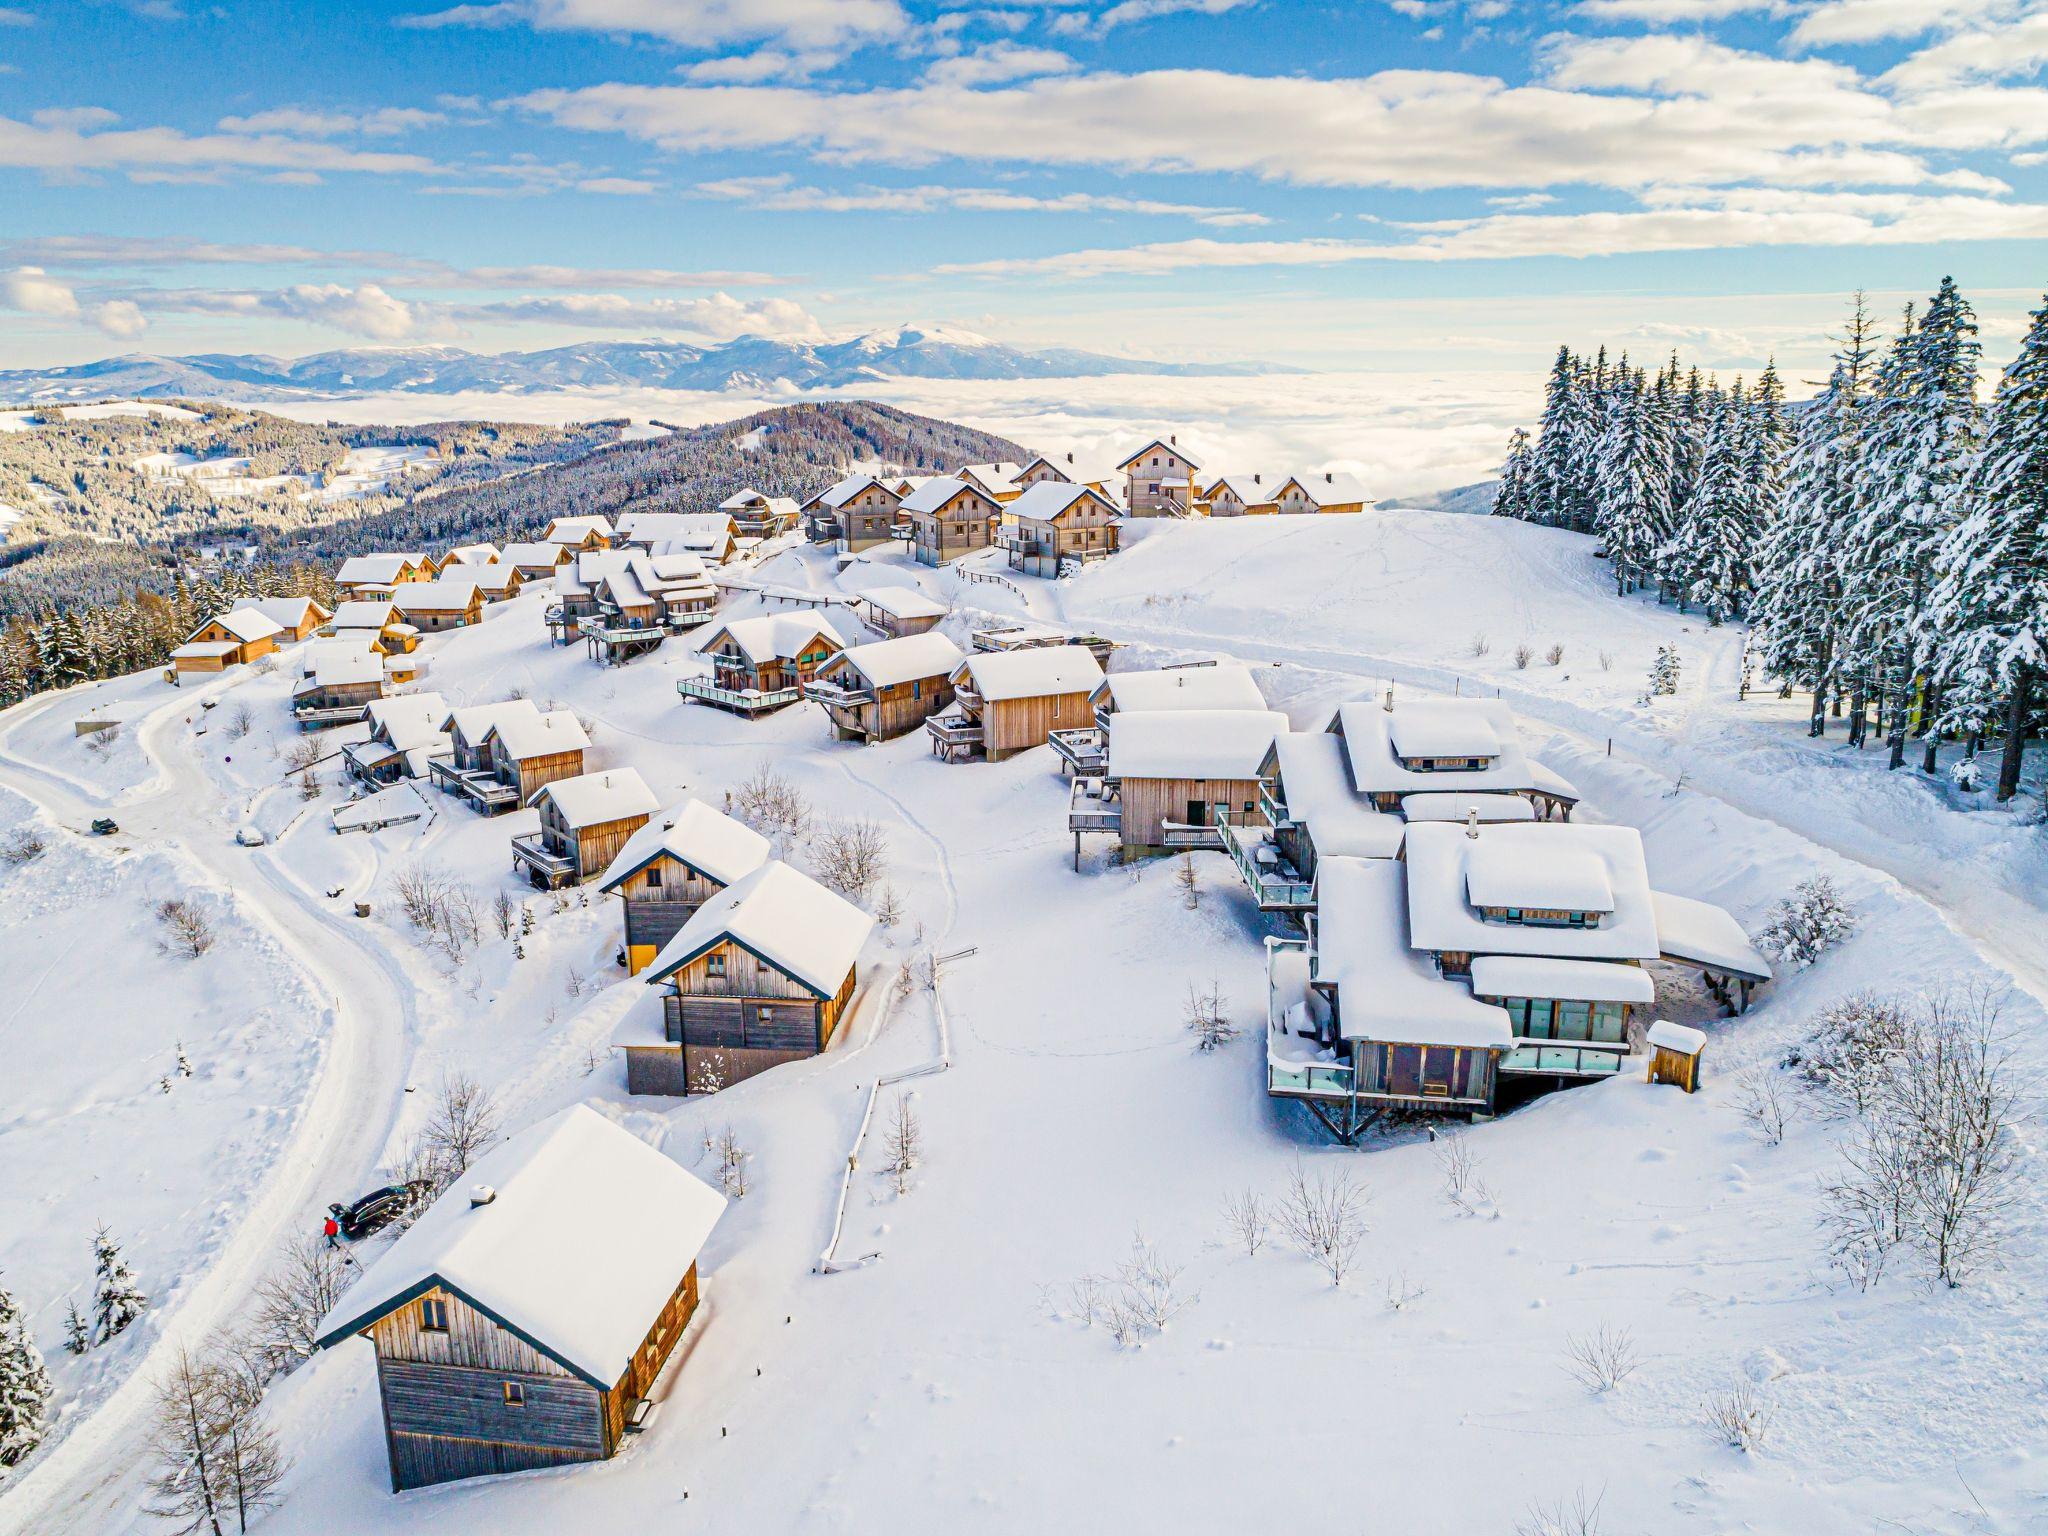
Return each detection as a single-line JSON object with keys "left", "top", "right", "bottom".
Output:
{"left": 336, "top": 553, "right": 422, "bottom": 585}
{"left": 803, "top": 473, "right": 890, "bottom": 513}
{"left": 247, "top": 595, "right": 329, "bottom": 630}
{"left": 859, "top": 586, "right": 947, "bottom": 621}
{"left": 1109, "top": 708, "right": 1287, "bottom": 781}
{"left": 314, "top": 1105, "right": 725, "bottom": 1387}
{"left": 1403, "top": 822, "right": 1657, "bottom": 962}
{"left": 471, "top": 561, "right": 522, "bottom": 593}
{"left": 614, "top": 511, "right": 736, "bottom": 546}
{"left": 1116, "top": 438, "right": 1200, "bottom": 472}
{"left": 486, "top": 708, "right": 589, "bottom": 761}
{"left": 1278, "top": 471, "right": 1371, "bottom": 506}
{"left": 1098, "top": 663, "right": 1266, "bottom": 714}
{"left": 441, "top": 542, "right": 500, "bottom": 565}
{"left": 365, "top": 691, "right": 450, "bottom": 752}
{"left": 543, "top": 515, "right": 613, "bottom": 542}
{"left": 392, "top": 576, "right": 481, "bottom": 613}
{"left": 203, "top": 607, "right": 285, "bottom": 645}
{"left": 700, "top": 611, "right": 853, "bottom": 666}
{"left": 1269, "top": 732, "right": 1405, "bottom": 859}
{"left": 1201, "top": 473, "right": 1275, "bottom": 504}
{"left": 1465, "top": 840, "right": 1614, "bottom": 913}
{"left": 1334, "top": 698, "right": 1578, "bottom": 802}
{"left": 1017, "top": 454, "right": 1074, "bottom": 482}
{"left": 719, "top": 487, "right": 770, "bottom": 510}
{"left": 442, "top": 698, "right": 542, "bottom": 743}
{"left": 956, "top": 644, "right": 1104, "bottom": 701}
{"left": 1005, "top": 480, "right": 1118, "bottom": 525}
{"left": 530, "top": 767, "right": 658, "bottom": 829}
{"left": 1314, "top": 858, "right": 1512, "bottom": 1049}
{"left": 898, "top": 476, "right": 985, "bottom": 516}
{"left": 824, "top": 631, "right": 966, "bottom": 689}
{"left": 500, "top": 540, "right": 569, "bottom": 568}
{"left": 329, "top": 599, "right": 396, "bottom": 631}
{"left": 598, "top": 798, "right": 772, "bottom": 894}
{"left": 299, "top": 647, "right": 384, "bottom": 689}
{"left": 644, "top": 860, "right": 873, "bottom": 997}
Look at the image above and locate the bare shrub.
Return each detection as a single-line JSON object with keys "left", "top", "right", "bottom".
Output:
{"left": 1544, "top": 643, "right": 1565, "bottom": 666}
{"left": 717, "top": 1125, "right": 749, "bottom": 1198}
{"left": 226, "top": 704, "right": 253, "bottom": 740}
{"left": 491, "top": 888, "right": 517, "bottom": 941}
{"left": 1513, "top": 643, "right": 1534, "bottom": 670}
{"left": 1782, "top": 992, "right": 1914, "bottom": 1120}
{"left": 1277, "top": 1159, "right": 1370, "bottom": 1287}
{"left": 1174, "top": 852, "right": 1199, "bottom": 909}
{"left": 156, "top": 897, "right": 217, "bottom": 958}
{"left": 884, "top": 1094, "right": 922, "bottom": 1196}
{"left": 810, "top": 816, "right": 889, "bottom": 903}
{"left": 420, "top": 1072, "right": 499, "bottom": 1190}
{"left": 1222, "top": 1188, "right": 1267, "bottom": 1256}
{"left": 1184, "top": 978, "right": 1235, "bottom": 1051}
{"left": 1562, "top": 1325, "right": 1640, "bottom": 1393}
{"left": 279, "top": 735, "right": 322, "bottom": 775}
{"left": 1113, "top": 1229, "right": 1193, "bottom": 1335}
{"left": 1384, "top": 1270, "right": 1426, "bottom": 1311}
{"left": 247, "top": 1235, "right": 352, "bottom": 1374}
{"left": 1516, "top": 1488, "right": 1606, "bottom": 1536}
{"left": 1734, "top": 1067, "right": 1790, "bottom": 1146}
{"left": 84, "top": 725, "right": 119, "bottom": 760}
{"left": 1598, "top": 650, "right": 1613, "bottom": 672}
{"left": 732, "top": 765, "right": 811, "bottom": 847}
{"left": 0, "top": 826, "right": 45, "bottom": 866}
{"left": 874, "top": 883, "right": 904, "bottom": 927}
{"left": 1435, "top": 1132, "right": 1492, "bottom": 1214}
{"left": 145, "top": 1340, "right": 290, "bottom": 1535}
{"left": 296, "top": 770, "right": 320, "bottom": 802}
{"left": 1470, "top": 633, "right": 1490, "bottom": 658}
{"left": 391, "top": 860, "right": 482, "bottom": 961}
{"left": 1702, "top": 1376, "right": 1774, "bottom": 1453}
{"left": 1757, "top": 874, "right": 1856, "bottom": 970}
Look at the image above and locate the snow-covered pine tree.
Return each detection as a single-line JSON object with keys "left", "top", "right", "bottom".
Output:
{"left": 91, "top": 1226, "right": 147, "bottom": 1344}
{"left": 63, "top": 1301, "right": 89, "bottom": 1357}
{"left": 0, "top": 1278, "right": 53, "bottom": 1468}
{"left": 1752, "top": 298, "right": 1878, "bottom": 734}
{"left": 1491, "top": 426, "right": 1536, "bottom": 520}
{"left": 1531, "top": 346, "right": 1583, "bottom": 527}
{"left": 1927, "top": 291, "right": 2048, "bottom": 800}
{"left": 1674, "top": 390, "right": 1755, "bottom": 624}
{"left": 1593, "top": 369, "right": 1670, "bottom": 594}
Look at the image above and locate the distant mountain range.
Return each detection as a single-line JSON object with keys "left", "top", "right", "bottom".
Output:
{"left": 0, "top": 325, "right": 1253, "bottom": 404}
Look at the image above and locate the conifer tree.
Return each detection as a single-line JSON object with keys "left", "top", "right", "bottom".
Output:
{"left": 0, "top": 1278, "right": 53, "bottom": 1468}
{"left": 1492, "top": 426, "right": 1536, "bottom": 519}
{"left": 1681, "top": 393, "right": 1755, "bottom": 623}
{"left": 92, "top": 1226, "right": 147, "bottom": 1344}
{"left": 1593, "top": 369, "right": 1669, "bottom": 594}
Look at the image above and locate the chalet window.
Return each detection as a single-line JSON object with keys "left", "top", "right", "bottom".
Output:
{"left": 706, "top": 951, "right": 726, "bottom": 978}
{"left": 646, "top": 866, "right": 663, "bottom": 889}
{"left": 503, "top": 1381, "right": 525, "bottom": 1407}
{"left": 1556, "top": 1000, "right": 1592, "bottom": 1040}
{"left": 419, "top": 1298, "right": 450, "bottom": 1332}
{"left": 911, "top": 680, "right": 922, "bottom": 700}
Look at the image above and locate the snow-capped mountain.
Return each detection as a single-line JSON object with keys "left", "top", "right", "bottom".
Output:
{"left": 0, "top": 327, "right": 1249, "bottom": 403}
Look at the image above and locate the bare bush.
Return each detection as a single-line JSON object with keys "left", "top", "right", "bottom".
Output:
{"left": 1783, "top": 992, "right": 1914, "bottom": 1120}
{"left": 1598, "top": 649, "right": 1613, "bottom": 671}
{"left": 156, "top": 898, "right": 217, "bottom": 958}
{"left": 225, "top": 704, "right": 253, "bottom": 740}
{"left": 1545, "top": 643, "right": 1565, "bottom": 666}
{"left": 1184, "top": 978, "right": 1236, "bottom": 1051}
{"left": 247, "top": 1235, "right": 352, "bottom": 1373}
{"left": 1702, "top": 1376, "right": 1774, "bottom": 1453}
{"left": 732, "top": 765, "right": 811, "bottom": 847}
{"left": 1222, "top": 1188, "right": 1267, "bottom": 1256}
{"left": 279, "top": 735, "right": 323, "bottom": 775}
{"left": 1513, "top": 643, "right": 1534, "bottom": 669}
{"left": 1757, "top": 874, "right": 1856, "bottom": 970}
{"left": 810, "top": 817, "right": 889, "bottom": 904}
{"left": 491, "top": 888, "right": 517, "bottom": 941}
{"left": 884, "top": 1094, "right": 922, "bottom": 1196}
{"left": 391, "top": 860, "right": 482, "bottom": 961}
{"left": 874, "top": 883, "right": 904, "bottom": 927}
{"left": 0, "top": 826, "right": 45, "bottom": 866}
{"left": 1515, "top": 1488, "right": 1606, "bottom": 1536}
{"left": 1470, "top": 633, "right": 1490, "bottom": 658}
{"left": 1384, "top": 1270, "right": 1426, "bottom": 1311}
{"left": 1175, "top": 852, "right": 1199, "bottom": 909}
{"left": 295, "top": 770, "right": 320, "bottom": 802}
{"left": 84, "top": 725, "right": 119, "bottom": 760}
{"left": 1276, "top": 1159, "right": 1370, "bottom": 1287}
{"left": 717, "top": 1125, "right": 749, "bottom": 1199}
{"left": 1734, "top": 1067, "right": 1790, "bottom": 1146}
{"left": 421, "top": 1072, "right": 500, "bottom": 1188}
{"left": 1113, "top": 1229, "right": 1194, "bottom": 1335}
{"left": 1562, "top": 1325, "right": 1640, "bottom": 1393}
{"left": 1435, "top": 1132, "right": 1493, "bottom": 1214}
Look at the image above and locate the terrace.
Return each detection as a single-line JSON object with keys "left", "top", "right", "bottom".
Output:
{"left": 510, "top": 833, "right": 577, "bottom": 887}
{"left": 429, "top": 760, "right": 519, "bottom": 814}
{"left": 1048, "top": 726, "right": 1105, "bottom": 776}
{"left": 1218, "top": 817, "right": 1315, "bottom": 912}
{"left": 676, "top": 674, "right": 805, "bottom": 716}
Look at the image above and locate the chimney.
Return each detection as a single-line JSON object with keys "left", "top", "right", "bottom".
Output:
{"left": 1465, "top": 808, "right": 1480, "bottom": 840}
{"left": 1253, "top": 473, "right": 1261, "bottom": 485}
{"left": 1382, "top": 684, "right": 1394, "bottom": 713}
{"left": 1066, "top": 451, "right": 1074, "bottom": 464}
{"left": 1169, "top": 434, "right": 1177, "bottom": 446}
{"left": 1326, "top": 472, "right": 1333, "bottom": 484}
{"left": 470, "top": 1184, "right": 497, "bottom": 1208}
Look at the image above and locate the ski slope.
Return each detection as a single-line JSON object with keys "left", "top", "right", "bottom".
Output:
{"left": 3, "top": 509, "right": 2045, "bottom": 1535}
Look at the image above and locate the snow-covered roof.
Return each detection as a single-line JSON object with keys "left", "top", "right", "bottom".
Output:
{"left": 531, "top": 767, "right": 658, "bottom": 829}
{"left": 1646, "top": 1020, "right": 1709, "bottom": 1055}
{"left": 719, "top": 487, "right": 768, "bottom": 510}
{"left": 646, "top": 860, "right": 873, "bottom": 998}
{"left": 1270, "top": 732, "right": 1406, "bottom": 859}
{"left": 860, "top": 586, "right": 947, "bottom": 621}
{"left": 1109, "top": 708, "right": 1287, "bottom": 781}
{"left": 336, "top": 553, "right": 421, "bottom": 585}
{"left": 1202, "top": 474, "right": 1275, "bottom": 504}
{"left": 501, "top": 541, "right": 569, "bottom": 569}
{"left": 315, "top": 1105, "right": 725, "bottom": 1387}
{"left": 443, "top": 698, "right": 542, "bottom": 744}
{"left": 366, "top": 691, "right": 451, "bottom": 752}
{"left": 826, "top": 631, "right": 965, "bottom": 689}
{"left": 1387, "top": 704, "right": 1501, "bottom": 761}
{"left": 898, "top": 476, "right": 982, "bottom": 516}
{"left": 1314, "top": 858, "right": 1512, "bottom": 1049}
{"left": 1469, "top": 956, "right": 1656, "bottom": 1004}
{"left": 615, "top": 511, "right": 736, "bottom": 548}
{"left": 805, "top": 473, "right": 889, "bottom": 512}
{"left": 1116, "top": 438, "right": 1200, "bottom": 471}
{"left": 1005, "top": 480, "right": 1116, "bottom": 525}
{"left": 471, "top": 562, "right": 521, "bottom": 592}
{"left": 1335, "top": 699, "right": 1574, "bottom": 800}
{"left": 329, "top": 599, "right": 395, "bottom": 631}
{"left": 702, "top": 611, "right": 857, "bottom": 667}
{"left": 1399, "top": 792, "right": 1538, "bottom": 824}
{"left": 1404, "top": 822, "right": 1659, "bottom": 962}
{"left": 247, "top": 595, "right": 326, "bottom": 630}
{"left": 302, "top": 647, "right": 384, "bottom": 687}
{"left": 171, "top": 640, "right": 242, "bottom": 660}
{"left": 1283, "top": 472, "right": 1371, "bottom": 506}
{"left": 330, "top": 781, "right": 431, "bottom": 833}
{"left": 442, "top": 542, "right": 500, "bottom": 565}
{"left": 1098, "top": 663, "right": 1266, "bottom": 714}
{"left": 392, "top": 576, "right": 481, "bottom": 613}
{"left": 207, "top": 607, "right": 285, "bottom": 645}
{"left": 598, "top": 798, "right": 772, "bottom": 894}
{"left": 487, "top": 708, "right": 589, "bottom": 760}
{"left": 957, "top": 645, "right": 1105, "bottom": 701}
{"left": 1650, "top": 890, "right": 1773, "bottom": 982}
{"left": 544, "top": 515, "right": 613, "bottom": 543}
{"left": 1465, "top": 840, "right": 1615, "bottom": 913}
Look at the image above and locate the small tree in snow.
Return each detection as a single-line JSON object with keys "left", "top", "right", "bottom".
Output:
{"left": 248, "top": 1235, "right": 352, "bottom": 1374}
{"left": 0, "top": 827, "right": 44, "bottom": 866}
{"left": 1514, "top": 1487, "right": 1607, "bottom": 1536}
{"left": 1435, "top": 1132, "right": 1493, "bottom": 1215}
{"left": 1733, "top": 1067, "right": 1791, "bottom": 1146}
{"left": 810, "top": 817, "right": 889, "bottom": 904}
{"left": 93, "top": 1226, "right": 147, "bottom": 1344}
{"left": 1277, "top": 1159, "right": 1370, "bottom": 1287}
{"left": 1111, "top": 1230, "right": 1194, "bottom": 1336}
{"left": 1562, "top": 1325, "right": 1640, "bottom": 1394}
{"left": 1757, "top": 875, "right": 1856, "bottom": 970}
{"left": 420, "top": 1072, "right": 499, "bottom": 1188}
{"left": 1184, "top": 978, "right": 1234, "bottom": 1050}
{"left": 63, "top": 1301, "right": 90, "bottom": 1356}
{"left": 1702, "top": 1376, "right": 1774, "bottom": 1453}
{"left": 874, "top": 883, "right": 904, "bottom": 928}
{"left": 146, "top": 1341, "right": 289, "bottom": 1536}
{"left": 0, "top": 1278, "right": 53, "bottom": 1468}
{"left": 1782, "top": 992, "right": 1914, "bottom": 1120}
{"left": 155, "top": 898, "right": 216, "bottom": 959}
{"left": 1222, "top": 1188, "right": 1267, "bottom": 1257}
{"left": 491, "top": 888, "right": 517, "bottom": 940}
{"left": 1174, "top": 853, "right": 1199, "bottom": 909}
{"left": 731, "top": 765, "right": 811, "bottom": 848}
{"left": 717, "top": 1126, "right": 749, "bottom": 1199}
{"left": 884, "top": 1094, "right": 922, "bottom": 1196}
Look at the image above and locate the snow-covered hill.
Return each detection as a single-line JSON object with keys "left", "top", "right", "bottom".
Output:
{"left": 2, "top": 511, "right": 2043, "bottom": 1536}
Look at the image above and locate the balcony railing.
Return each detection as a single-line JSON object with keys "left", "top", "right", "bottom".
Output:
{"left": 803, "top": 676, "right": 876, "bottom": 709}
{"left": 430, "top": 761, "right": 518, "bottom": 811}
{"left": 292, "top": 702, "right": 370, "bottom": 727}
{"left": 1268, "top": 1058, "right": 1359, "bottom": 1098}
{"left": 925, "top": 713, "right": 984, "bottom": 746}
{"left": 1049, "top": 727, "right": 1105, "bottom": 775}
{"left": 1162, "top": 820, "right": 1226, "bottom": 850}
{"left": 1068, "top": 777, "right": 1122, "bottom": 833}
{"left": 1218, "top": 818, "right": 1315, "bottom": 910}
{"left": 677, "top": 675, "right": 805, "bottom": 713}
{"left": 1259, "top": 781, "right": 1288, "bottom": 827}
{"left": 510, "top": 834, "right": 577, "bottom": 880}
{"left": 579, "top": 615, "right": 664, "bottom": 644}
{"left": 1501, "top": 1043, "right": 1631, "bottom": 1078}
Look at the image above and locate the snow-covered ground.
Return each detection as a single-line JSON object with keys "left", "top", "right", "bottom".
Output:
{"left": 2, "top": 511, "right": 2044, "bottom": 1535}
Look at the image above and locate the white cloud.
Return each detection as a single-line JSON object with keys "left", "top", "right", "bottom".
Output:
{"left": 576, "top": 175, "right": 656, "bottom": 193}
{"left": 453, "top": 291, "right": 824, "bottom": 337}
{"left": 1789, "top": 0, "right": 2016, "bottom": 47}
{"left": 31, "top": 106, "right": 122, "bottom": 130}
{"left": 93, "top": 298, "right": 147, "bottom": 336}
{"left": 268, "top": 282, "right": 438, "bottom": 340}
{"left": 1575, "top": 0, "right": 1781, "bottom": 19}
{"left": 1050, "top": 0, "right": 1254, "bottom": 38}
{"left": 2, "top": 266, "right": 82, "bottom": 318}
{"left": 680, "top": 49, "right": 838, "bottom": 82}
{"left": 925, "top": 43, "right": 1075, "bottom": 87}
{"left": 1884, "top": 12, "right": 2048, "bottom": 87}
{"left": 0, "top": 113, "right": 442, "bottom": 180}
{"left": 215, "top": 106, "right": 447, "bottom": 137}
{"left": 401, "top": 0, "right": 909, "bottom": 51}
{"left": 694, "top": 173, "right": 1266, "bottom": 223}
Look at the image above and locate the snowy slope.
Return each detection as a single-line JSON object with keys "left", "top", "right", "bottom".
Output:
{"left": 2, "top": 516, "right": 2045, "bottom": 1535}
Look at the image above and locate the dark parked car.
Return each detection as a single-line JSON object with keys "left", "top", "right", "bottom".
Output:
{"left": 89, "top": 818, "right": 119, "bottom": 836}
{"left": 329, "top": 1181, "right": 432, "bottom": 1241}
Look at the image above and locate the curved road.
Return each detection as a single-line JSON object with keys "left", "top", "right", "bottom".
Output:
{"left": 0, "top": 677, "right": 417, "bottom": 1536}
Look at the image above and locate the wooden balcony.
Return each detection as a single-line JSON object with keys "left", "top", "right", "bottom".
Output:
{"left": 1161, "top": 820, "right": 1225, "bottom": 851}
{"left": 430, "top": 760, "right": 519, "bottom": 814}
{"left": 925, "top": 712, "right": 984, "bottom": 760}
{"left": 1218, "top": 818, "right": 1315, "bottom": 911}
{"left": 1049, "top": 727, "right": 1105, "bottom": 776}
{"left": 510, "top": 833, "right": 578, "bottom": 887}
{"left": 292, "top": 701, "right": 370, "bottom": 729}
{"left": 677, "top": 675, "right": 805, "bottom": 715}
{"left": 803, "top": 676, "right": 876, "bottom": 709}
{"left": 1500, "top": 1043, "right": 1631, "bottom": 1078}
{"left": 1067, "top": 777, "right": 1122, "bottom": 834}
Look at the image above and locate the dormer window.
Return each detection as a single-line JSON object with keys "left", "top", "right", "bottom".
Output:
{"left": 419, "top": 1297, "right": 450, "bottom": 1332}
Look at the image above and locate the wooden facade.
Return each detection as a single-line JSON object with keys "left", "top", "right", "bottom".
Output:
{"left": 173, "top": 616, "right": 279, "bottom": 673}
{"left": 1002, "top": 488, "right": 1120, "bottom": 576}
{"left": 394, "top": 589, "right": 484, "bottom": 633}
{"left": 641, "top": 940, "right": 858, "bottom": 1095}
{"left": 612, "top": 857, "right": 734, "bottom": 975}
{"left": 1119, "top": 439, "right": 1199, "bottom": 517}
{"left": 493, "top": 741, "right": 586, "bottom": 806}
{"left": 1117, "top": 774, "right": 1262, "bottom": 852}
{"left": 907, "top": 485, "right": 1000, "bottom": 566}
{"left": 809, "top": 653, "right": 954, "bottom": 744}
{"left": 951, "top": 675, "right": 1096, "bottom": 761}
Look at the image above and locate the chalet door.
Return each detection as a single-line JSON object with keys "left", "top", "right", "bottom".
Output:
{"left": 1187, "top": 799, "right": 1206, "bottom": 826}
{"left": 1421, "top": 1048, "right": 1457, "bottom": 1098}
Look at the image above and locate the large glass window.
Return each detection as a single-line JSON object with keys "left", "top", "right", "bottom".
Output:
{"left": 1591, "top": 1001, "right": 1627, "bottom": 1043}
{"left": 1555, "top": 1000, "right": 1592, "bottom": 1040}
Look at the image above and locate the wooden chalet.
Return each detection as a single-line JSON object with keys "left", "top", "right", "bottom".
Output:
{"left": 471, "top": 562, "right": 524, "bottom": 603}
{"left": 440, "top": 542, "right": 501, "bottom": 569}
{"left": 542, "top": 515, "right": 614, "bottom": 551}
{"left": 1118, "top": 437, "right": 1200, "bottom": 517}
{"left": 314, "top": 1105, "right": 725, "bottom": 1493}
{"left": 616, "top": 860, "right": 873, "bottom": 1095}
{"left": 1016, "top": 453, "right": 1076, "bottom": 488}
{"left": 955, "top": 460, "right": 1024, "bottom": 503}
{"left": 597, "top": 799, "right": 772, "bottom": 975}
{"left": 246, "top": 594, "right": 332, "bottom": 641}
{"left": 502, "top": 541, "right": 576, "bottom": 581}
{"left": 1274, "top": 471, "right": 1370, "bottom": 515}
{"left": 901, "top": 476, "right": 1000, "bottom": 566}
{"left": 572, "top": 553, "right": 719, "bottom": 664}
{"left": 392, "top": 576, "right": 485, "bottom": 634}
{"left": 801, "top": 474, "right": 903, "bottom": 552}
{"left": 930, "top": 644, "right": 1103, "bottom": 763}
{"left": 806, "top": 632, "right": 965, "bottom": 744}
{"left": 719, "top": 488, "right": 801, "bottom": 540}
{"left": 679, "top": 611, "right": 860, "bottom": 716}
{"left": 431, "top": 700, "right": 586, "bottom": 815}
{"left": 344, "top": 692, "right": 452, "bottom": 788}
{"left": 292, "top": 642, "right": 386, "bottom": 727}
{"left": 336, "top": 553, "right": 428, "bottom": 600}
{"left": 169, "top": 608, "right": 283, "bottom": 676}
{"left": 1220, "top": 730, "right": 1406, "bottom": 914}
{"left": 856, "top": 586, "right": 947, "bottom": 638}
{"left": 1053, "top": 661, "right": 1268, "bottom": 775}
{"left": 1328, "top": 695, "right": 1578, "bottom": 819}
{"left": 613, "top": 512, "right": 740, "bottom": 565}
{"left": 1197, "top": 473, "right": 1279, "bottom": 517}
{"left": 513, "top": 768, "right": 658, "bottom": 889}
{"left": 1072, "top": 707, "right": 1287, "bottom": 864}
{"left": 998, "top": 481, "right": 1120, "bottom": 577}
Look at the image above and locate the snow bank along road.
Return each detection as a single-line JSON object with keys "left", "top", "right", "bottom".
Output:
{"left": 0, "top": 677, "right": 417, "bottom": 1536}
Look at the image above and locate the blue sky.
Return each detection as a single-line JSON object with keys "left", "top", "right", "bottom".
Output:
{"left": 1, "top": 0, "right": 2045, "bottom": 375}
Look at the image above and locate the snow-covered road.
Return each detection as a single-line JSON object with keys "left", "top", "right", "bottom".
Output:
{"left": 0, "top": 677, "right": 418, "bottom": 1536}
